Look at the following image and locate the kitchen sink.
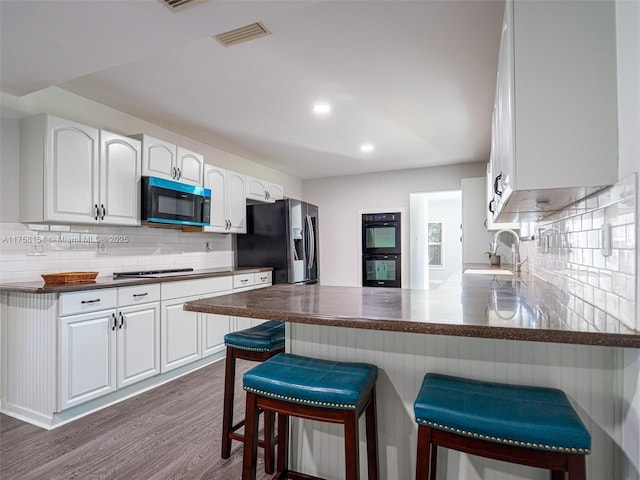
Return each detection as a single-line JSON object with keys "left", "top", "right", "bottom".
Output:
{"left": 463, "top": 268, "right": 514, "bottom": 276}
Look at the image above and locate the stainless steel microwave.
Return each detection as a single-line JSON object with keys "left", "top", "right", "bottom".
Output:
{"left": 141, "top": 176, "right": 211, "bottom": 227}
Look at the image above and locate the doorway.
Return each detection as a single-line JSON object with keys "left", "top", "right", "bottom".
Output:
{"left": 409, "top": 190, "right": 462, "bottom": 289}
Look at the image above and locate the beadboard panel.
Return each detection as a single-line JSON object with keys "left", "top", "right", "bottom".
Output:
{"left": 4, "top": 293, "right": 58, "bottom": 423}
{"left": 288, "top": 323, "right": 625, "bottom": 480}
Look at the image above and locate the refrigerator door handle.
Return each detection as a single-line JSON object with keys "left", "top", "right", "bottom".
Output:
{"left": 306, "top": 214, "right": 315, "bottom": 270}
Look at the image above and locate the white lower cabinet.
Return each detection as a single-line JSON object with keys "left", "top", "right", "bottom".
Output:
{"left": 161, "top": 294, "right": 202, "bottom": 372}
{"left": 231, "top": 271, "right": 273, "bottom": 330}
{"left": 2, "top": 271, "right": 271, "bottom": 427}
{"left": 117, "top": 303, "right": 160, "bottom": 388}
{"left": 59, "top": 309, "right": 117, "bottom": 410}
{"left": 58, "top": 287, "right": 160, "bottom": 411}
{"left": 160, "top": 277, "right": 234, "bottom": 372}
{"left": 202, "top": 312, "right": 232, "bottom": 357}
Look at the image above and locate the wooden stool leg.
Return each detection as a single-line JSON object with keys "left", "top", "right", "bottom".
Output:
{"left": 567, "top": 455, "right": 586, "bottom": 480}
{"left": 429, "top": 442, "right": 438, "bottom": 480}
{"left": 415, "top": 425, "right": 432, "bottom": 480}
{"left": 263, "top": 411, "right": 276, "bottom": 474}
{"left": 551, "top": 470, "right": 565, "bottom": 480}
{"left": 344, "top": 409, "right": 360, "bottom": 480}
{"left": 277, "top": 413, "right": 290, "bottom": 474}
{"left": 365, "top": 389, "right": 379, "bottom": 480}
{"left": 242, "top": 392, "right": 260, "bottom": 480}
{"left": 221, "top": 347, "right": 236, "bottom": 459}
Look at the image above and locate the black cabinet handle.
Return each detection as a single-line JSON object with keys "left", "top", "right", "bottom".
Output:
{"left": 81, "top": 298, "right": 101, "bottom": 304}
{"left": 132, "top": 292, "right": 148, "bottom": 298}
{"left": 494, "top": 173, "right": 502, "bottom": 197}
{"left": 119, "top": 312, "right": 124, "bottom": 329}
{"left": 488, "top": 199, "right": 495, "bottom": 214}
{"left": 112, "top": 313, "right": 117, "bottom": 331}
{"left": 94, "top": 204, "right": 99, "bottom": 220}
{"left": 177, "top": 167, "right": 182, "bottom": 180}
{"left": 101, "top": 204, "right": 106, "bottom": 220}
{"left": 172, "top": 166, "right": 177, "bottom": 179}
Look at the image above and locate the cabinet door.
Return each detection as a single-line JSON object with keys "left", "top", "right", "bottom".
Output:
{"left": 59, "top": 309, "right": 117, "bottom": 410}
{"left": 233, "top": 316, "right": 254, "bottom": 332}
{"left": 246, "top": 176, "right": 269, "bottom": 202}
{"left": 203, "top": 165, "right": 228, "bottom": 232}
{"left": 99, "top": 132, "right": 141, "bottom": 226}
{"left": 160, "top": 296, "right": 201, "bottom": 373}
{"left": 176, "top": 147, "right": 204, "bottom": 187}
{"left": 226, "top": 170, "right": 247, "bottom": 233}
{"left": 496, "top": 0, "right": 514, "bottom": 203}
{"left": 46, "top": 116, "right": 99, "bottom": 223}
{"left": 141, "top": 135, "right": 176, "bottom": 181}
{"left": 117, "top": 303, "right": 160, "bottom": 388}
{"left": 267, "top": 182, "right": 284, "bottom": 202}
{"left": 201, "top": 313, "right": 230, "bottom": 357}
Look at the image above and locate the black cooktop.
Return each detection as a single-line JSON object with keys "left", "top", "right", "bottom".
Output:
{"left": 113, "top": 268, "right": 194, "bottom": 278}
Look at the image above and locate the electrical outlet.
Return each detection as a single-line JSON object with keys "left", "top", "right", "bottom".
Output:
{"left": 205, "top": 241, "right": 213, "bottom": 252}
{"left": 26, "top": 242, "right": 46, "bottom": 256}
{"left": 98, "top": 240, "right": 108, "bottom": 255}
{"left": 600, "top": 223, "right": 612, "bottom": 257}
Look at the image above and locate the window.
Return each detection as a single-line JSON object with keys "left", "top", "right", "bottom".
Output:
{"left": 427, "top": 222, "right": 443, "bottom": 268}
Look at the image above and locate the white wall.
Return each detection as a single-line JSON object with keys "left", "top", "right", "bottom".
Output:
{"left": 302, "top": 162, "right": 485, "bottom": 287}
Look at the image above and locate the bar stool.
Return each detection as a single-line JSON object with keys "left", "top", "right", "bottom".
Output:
{"left": 221, "top": 320, "right": 285, "bottom": 473}
{"left": 413, "top": 373, "right": 591, "bottom": 480}
{"left": 242, "top": 353, "right": 379, "bottom": 480}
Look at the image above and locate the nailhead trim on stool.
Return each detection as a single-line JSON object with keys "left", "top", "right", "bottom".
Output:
{"left": 220, "top": 321, "right": 285, "bottom": 475}
{"left": 242, "top": 353, "right": 380, "bottom": 480}
{"left": 413, "top": 373, "right": 591, "bottom": 480}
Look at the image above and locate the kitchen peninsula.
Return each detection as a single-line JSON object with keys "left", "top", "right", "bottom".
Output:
{"left": 184, "top": 270, "right": 639, "bottom": 480}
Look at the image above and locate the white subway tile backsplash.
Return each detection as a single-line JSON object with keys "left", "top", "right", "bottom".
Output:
{"left": 521, "top": 173, "right": 637, "bottom": 331}
{"left": 0, "top": 221, "right": 234, "bottom": 283}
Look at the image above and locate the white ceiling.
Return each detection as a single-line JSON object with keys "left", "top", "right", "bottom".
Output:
{"left": 0, "top": 0, "right": 505, "bottom": 180}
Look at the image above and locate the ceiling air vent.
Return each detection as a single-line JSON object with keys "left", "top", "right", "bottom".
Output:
{"left": 161, "top": 0, "right": 204, "bottom": 12}
{"left": 214, "top": 22, "right": 271, "bottom": 47}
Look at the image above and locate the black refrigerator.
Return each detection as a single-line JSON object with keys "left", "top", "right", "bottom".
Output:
{"left": 236, "top": 199, "right": 319, "bottom": 284}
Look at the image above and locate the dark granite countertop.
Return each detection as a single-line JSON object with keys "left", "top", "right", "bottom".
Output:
{"left": 0, "top": 267, "right": 272, "bottom": 294}
{"left": 184, "top": 266, "right": 639, "bottom": 348}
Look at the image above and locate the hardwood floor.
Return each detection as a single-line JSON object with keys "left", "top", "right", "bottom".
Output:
{"left": 0, "top": 358, "right": 273, "bottom": 480}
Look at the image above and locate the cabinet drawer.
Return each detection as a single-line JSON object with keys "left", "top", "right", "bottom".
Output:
{"left": 60, "top": 289, "right": 117, "bottom": 316}
{"left": 233, "top": 273, "right": 254, "bottom": 289}
{"left": 118, "top": 284, "right": 161, "bottom": 307}
{"left": 161, "top": 276, "right": 233, "bottom": 300}
{"left": 254, "top": 271, "right": 272, "bottom": 286}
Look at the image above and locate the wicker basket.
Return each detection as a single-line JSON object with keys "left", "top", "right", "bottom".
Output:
{"left": 41, "top": 272, "right": 98, "bottom": 284}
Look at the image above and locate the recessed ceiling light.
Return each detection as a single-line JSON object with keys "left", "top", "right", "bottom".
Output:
{"left": 360, "top": 144, "right": 374, "bottom": 153}
{"left": 313, "top": 103, "right": 331, "bottom": 114}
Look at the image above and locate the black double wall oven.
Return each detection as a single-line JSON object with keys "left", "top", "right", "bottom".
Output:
{"left": 362, "top": 212, "right": 401, "bottom": 288}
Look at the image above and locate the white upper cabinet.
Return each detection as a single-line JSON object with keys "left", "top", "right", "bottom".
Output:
{"left": 246, "top": 176, "right": 284, "bottom": 203}
{"left": 135, "top": 134, "right": 204, "bottom": 187}
{"left": 99, "top": 132, "right": 141, "bottom": 226}
{"left": 176, "top": 146, "right": 204, "bottom": 186}
{"left": 490, "top": 0, "right": 618, "bottom": 222}
{"left": 19, "top": 114, "right": 140, "bottom": 225}
{"left": 203, "top": 165, "right": 246, "bottom": 233}
{"left": 485, "top": 163, "right": 520, "bottom": 231}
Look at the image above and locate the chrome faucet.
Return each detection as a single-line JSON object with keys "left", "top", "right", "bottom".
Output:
{"left": 491, "top": 229, "right": 524, "bottom": 272}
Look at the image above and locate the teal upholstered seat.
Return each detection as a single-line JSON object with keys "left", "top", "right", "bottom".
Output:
{"left": 243, "top": 353, "right": 378, "bottom": 410}
{"left": 414, "top": 373, "right": 591, "bottom": 455}
{"left": 224, "top": 320, "right": 284, "bottom": 352}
